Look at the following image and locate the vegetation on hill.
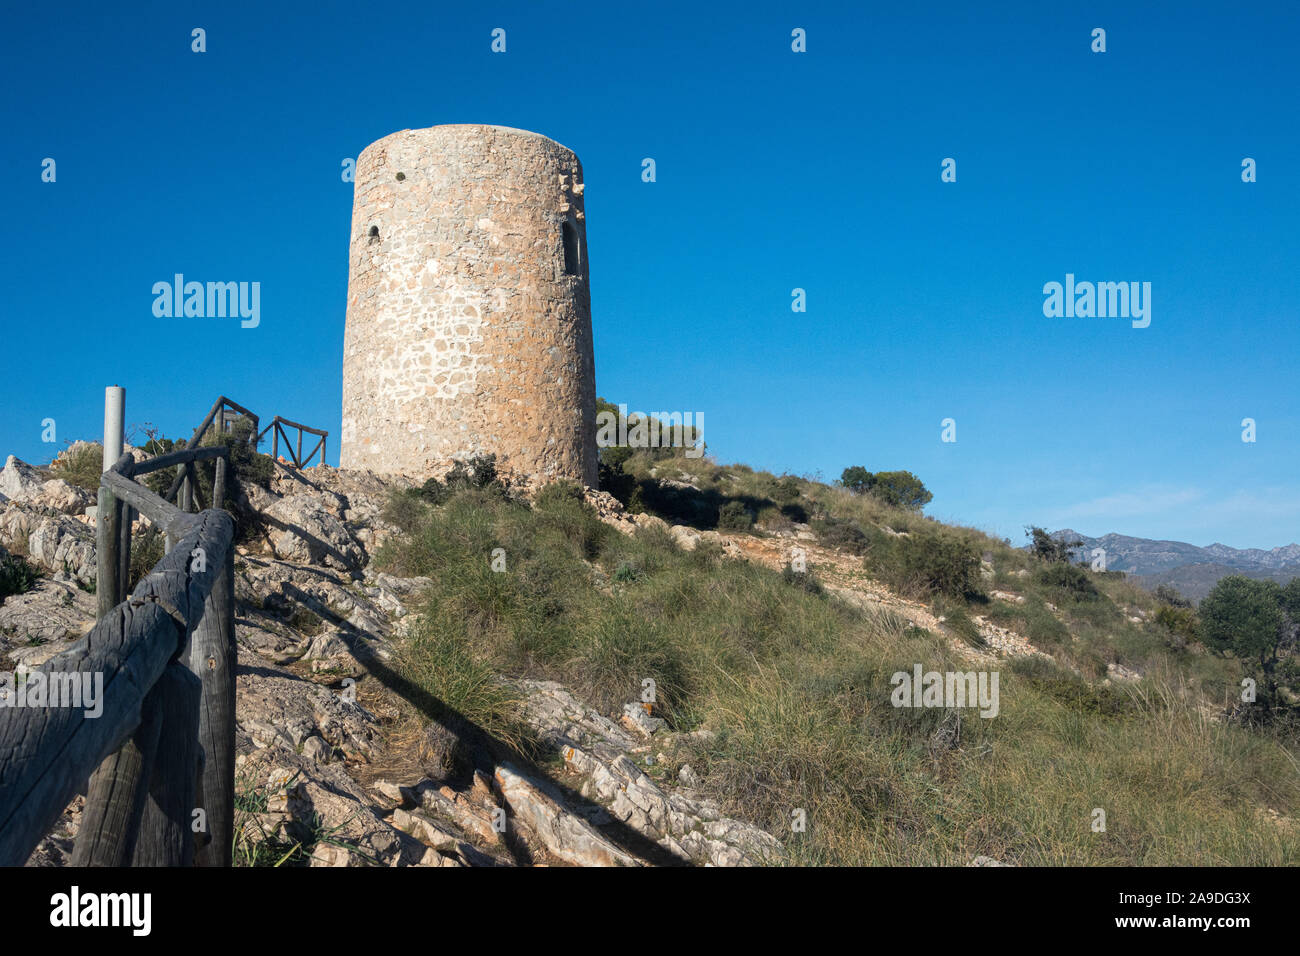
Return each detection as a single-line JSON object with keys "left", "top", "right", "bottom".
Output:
{"left": 0, "top": 552, "right": 40, "bottom": 605}
{"left": 1199, "top": 576, "right": 1300, "bottom": 716}
{"left": 47, "top": 443, "right": 103, "bottom": 491}
{"left": 377, "top": 440, "right": 1300, "bottom": 865}
{"left": 840, "top": 466, "right": 933, "bottom": 511}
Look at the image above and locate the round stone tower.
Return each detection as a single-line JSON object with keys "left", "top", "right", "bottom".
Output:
{"left": 340, "top": 124, "right": 598, "bottom": 486}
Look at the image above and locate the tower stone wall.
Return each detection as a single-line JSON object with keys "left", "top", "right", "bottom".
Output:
{"left": 340, "top": 124, "right": 598, "bottom": 486}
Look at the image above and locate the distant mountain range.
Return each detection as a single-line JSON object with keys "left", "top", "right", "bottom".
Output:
{"left": 1055, "top": 530, "right": 1300, "bottom": 603}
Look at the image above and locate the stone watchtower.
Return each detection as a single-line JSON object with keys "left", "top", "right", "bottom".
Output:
{"left": 340, "top": 124, "right": 598, "bottom": 486}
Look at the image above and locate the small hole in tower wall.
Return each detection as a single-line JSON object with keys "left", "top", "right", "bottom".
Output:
{"left": 395, "top": 172, "right": 406, "bottom": 181}
{"left": 368, "top": 226, "right": 380, "bottom": 242}
{"left": 562, "top": 221, "right": 579, "bottom": 276}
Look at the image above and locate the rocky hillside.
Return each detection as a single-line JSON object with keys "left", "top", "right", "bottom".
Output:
{"left": 3, "top": 447, "right": 1295, "bottom": 866}
{"left": 0, "top": 450, "right": 778, "bottom": 867}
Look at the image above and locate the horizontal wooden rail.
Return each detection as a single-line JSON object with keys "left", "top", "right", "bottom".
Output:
{"left": 101, "top": 468, "right": 191, "bottom": 531}
{"left": 271, "top": 417, "right": 326, "bottom": 437}
{"left": 0, "top": 510, "right": 234, "bottom": 866}
{"left": 258, "top": 415, "right": 328, "bottom": 469}
{"left": 130, "top": 444, "right": 227, "bottom": 477}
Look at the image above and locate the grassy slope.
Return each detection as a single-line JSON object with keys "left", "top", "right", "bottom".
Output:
{"left": 376, "top": 457, "right": 1300, "bottom": 865}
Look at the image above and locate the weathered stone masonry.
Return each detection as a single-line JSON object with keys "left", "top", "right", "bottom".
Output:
{"left": 341, "top": 124, "right": 598, "bottom": 486}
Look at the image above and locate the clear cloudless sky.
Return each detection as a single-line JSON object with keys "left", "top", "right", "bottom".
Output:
{"left": 2, "top": 0, "right": 1296, "bottom": 549}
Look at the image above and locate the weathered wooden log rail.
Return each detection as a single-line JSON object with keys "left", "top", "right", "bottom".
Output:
{"left": 0, "top": 445, "right": 236, "bottom": 867}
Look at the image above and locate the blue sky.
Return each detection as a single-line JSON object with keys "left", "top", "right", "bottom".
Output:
{"left": 2, "top": 1, "right": 1296, "bottom": 549}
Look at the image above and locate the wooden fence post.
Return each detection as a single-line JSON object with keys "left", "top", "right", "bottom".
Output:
{"left": 115, "top": 456, "right": 133, "bottom": 602}
{"left": 130, "top": 664, "right": 202, "bottom": 866}
{"left": 187, "top": 462, "right": 206, "bottom": 511}
{"left": 96, "top": 486, "right": 122, "bottom": 615}
{"left": 117, "top": 498, "right": 133, "bottom": 600}
{"left": 213, "top": 454, "right": 227, "bottom": 512}
{"left": 189, "top": 527, "right": 236, "bottom": 866}
{"left": 70, "top": 677, "right": 165, "bottom": 866}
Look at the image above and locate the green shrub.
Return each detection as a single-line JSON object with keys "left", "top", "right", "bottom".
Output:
{"left": 127, "top": 527, "right": 166, "bottom": 593}
{"left": 137, "top": 419, "right": 275, "bottom": 538}
{"left": 755, "top": 505, "right": 793, "bottom": 531}
{"left": 444, "top": 454, "right": 499, "bottom": 489}
{"left": 1154, "top": 603, "right": 1199, "bottom": 641}
{"left": 417, "top": 476, "right": 450, "bottom": 505}
{"left": 812, "top": 517, "right": 869, "bottom": 555}
{"left": 382, "top": 489, "right": 427, "bottom": 532}
{"left": 987, "top": 597, "right": 1071, "bottom": 650}
{"left": 418, "top": 454, "right": 505, "bottom": 505}
{"left": 534, "top": 482, "right": 609, "bottom": 559}
{"left": 48, "top": 443, "right": 103, "bottom": 491}
{"left": 781, "top": 564, "right": 823, "bottom": 595}
{"left": 1008, "top": 657, "right": 1140, "bottom": 717}
{"left": 600, "top": 444, "right": 633, "bottom": 472}
{"left": 867, "top": 528, "right": 981, "bottom": 599}
{"left": 934, "top": 597, "right": 985, "bottom": 648}
{"left": 717, "top": 501, "right": 754, "bottom": 531}
{"left": 1036, "top": 562, "right": 1101, "bottom": 601}
{"left": 140, "top": 438, "right": 178, "bottom": 498}
{"left": 0, "top": 553, "right": 40, "bottom": 603}
{"left": 396, "top": 615, "right": 534, "bottom": 757}
{"left": 772, "top": 475, "right": 802, "bottom": 501}
{"left": 534, "top": 480, "right": 585, "bottom": 509}
{"left": 1153, "top": 584, "right": 1192, "bottom": 608}
{"left": 202, "top": 416, "right": 275, "bottom": 492}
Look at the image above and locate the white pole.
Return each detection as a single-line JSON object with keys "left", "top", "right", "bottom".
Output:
{"left": 103, "top": 385, "right": 125, "bottom": 471}
{"left": 97, "top": 385, "right": 126, "bottom": 616}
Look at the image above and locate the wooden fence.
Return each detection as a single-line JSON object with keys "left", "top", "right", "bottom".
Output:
{"left": 0, "top": 446, "right": 236, "bottom": 866}
{"left": 258, "top": 416, "right": 327, "bottom": 469}
{"left": 0, "top": 393, "right": 330, "bottom": 866}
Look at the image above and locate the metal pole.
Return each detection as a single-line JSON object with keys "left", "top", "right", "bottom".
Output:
{"left": 102, "top": 386, "right": 124, "bottom": 472}
{"left": 96, "top": 386, "right": 125, "bottom": 617}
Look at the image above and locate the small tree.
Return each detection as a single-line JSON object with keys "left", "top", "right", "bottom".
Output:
{"left": 840, "top": 466, "right": 874, "bottom": 495}
{"left": 1153, "top": 583, "right": 1192, "bottom": 608}
{"left": 840, "top": 467, "right": 932, "bottom": 511}
{"left": 1200, "top": 575, "right": 1293, "bottom": 716}
{"left": 870, "top": 471, "right": 932, "bottom": 511}
{"left": 1026, "top": 526, "right": 1082, "bottom": 564}
{"left": 1200, "top": 576, "right": 1285, "bottom": 666}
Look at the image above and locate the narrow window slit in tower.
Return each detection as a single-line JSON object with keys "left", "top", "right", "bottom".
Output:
{"left": 562, "top": 221, "right": 579, "bottom": 276}
{"left": 368, "top": 225, "right": 380, "bottom": 243}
